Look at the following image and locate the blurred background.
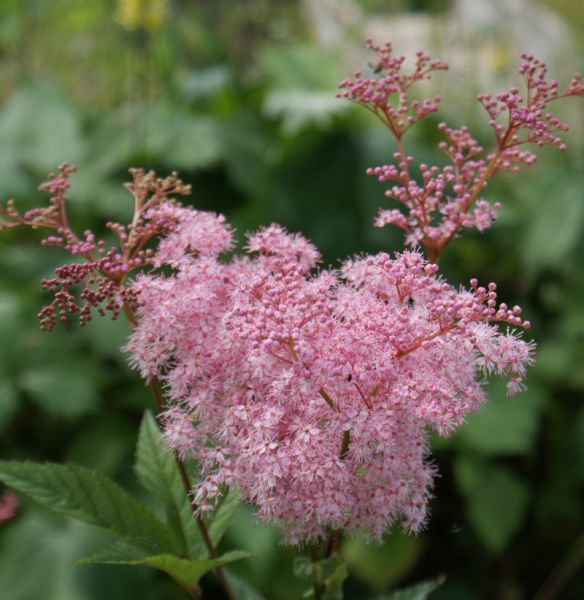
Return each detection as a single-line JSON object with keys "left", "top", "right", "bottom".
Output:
{"left": 0, "top": 1, "right": 582, "bottom": 599}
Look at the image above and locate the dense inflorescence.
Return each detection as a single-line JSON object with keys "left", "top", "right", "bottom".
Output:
{"left": 127, "top": 210, "right": 533, "bottom": 543}
{"left": 2, "top": 43, "right": 580, "bottom": 546}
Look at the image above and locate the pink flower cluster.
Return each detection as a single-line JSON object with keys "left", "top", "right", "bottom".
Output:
{"left": 5, "top": 43, "right": 578, "bottom": 547}
{"left": 127, "top": 205, "right": 533, "bottom": 543}
{"left": 343, "top": 44, "right": 583, "bottom": 262}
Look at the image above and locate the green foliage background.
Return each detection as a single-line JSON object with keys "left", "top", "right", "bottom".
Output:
{"left": 0, "top": 1, "right": 582, "bottom": 599}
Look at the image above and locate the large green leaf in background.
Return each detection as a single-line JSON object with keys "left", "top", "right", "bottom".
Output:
{"left": 453, "top": 378, "right": 545, "bottom": 455}
{"left": 342, "top": 531, "right": 423, "bottom": 590}
{"left": 454, "top": 457, "right": 529, "bottom": 554}
{"left": 0, "top": 83, "right": 84, "bottom": 176}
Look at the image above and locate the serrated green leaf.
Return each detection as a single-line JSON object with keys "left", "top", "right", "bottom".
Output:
{"left": 378, "top": 576, "right": 444, "bottom": 599}
{"left": 79, "top": 550, "right": 249, "bottom": 592}
{"left": 75, "top": 540, "right": 148, "bottom": 565}
{"left": 454, "top": 458, "right": 528, "bottom": 553}
{"left": 135, "top": 411, "right": 203, "bottom": 558}
{"left": 0, "top": 461, "right": 180, "bottom": 555}
{"left": 208, "top": 488, "right": 241, "bottom": 547}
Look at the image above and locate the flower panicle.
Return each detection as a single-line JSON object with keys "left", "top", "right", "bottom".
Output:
{"left": 1, "top": 164, "right": 191, "bottom": 330}
{"left": 341, "top": 42, "right": 583, "bottom": 262}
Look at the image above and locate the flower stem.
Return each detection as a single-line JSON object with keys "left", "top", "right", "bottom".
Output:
{"left": 123, "top": 303, "right": 236, "bottom": 600}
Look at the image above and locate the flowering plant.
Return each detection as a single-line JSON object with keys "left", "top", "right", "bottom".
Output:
{"left": 0, "top": 42, "right": 581, "bottom": 599}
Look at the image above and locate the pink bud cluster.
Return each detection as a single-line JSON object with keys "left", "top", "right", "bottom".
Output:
{"left": 342, "top": 44, "right": 583, "bottom": 262}
{"left": 337, "top": 40, "right": 447, "bottom": 138}
{"left": 0, "top": 166, "right": 192, "bottom": 330}
{"left": 127, "top": 206, "right": 533, "bottom": 543}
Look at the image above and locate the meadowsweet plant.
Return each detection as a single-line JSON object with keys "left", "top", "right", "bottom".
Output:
{"left": 0, "top": 42, "right": 581, "bottom": 600}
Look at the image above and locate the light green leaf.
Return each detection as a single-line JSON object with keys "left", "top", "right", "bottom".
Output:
{"left": 378, "top": 576, "right": 444, "bottom": 599}
{"left": 454, "top": 457, "right": 528, "bottom": 553}
{"left": 208, "top": 488, "right": 242, "bottom": 547}
{"left": 0, "top": 511, "right": 94, "bottom": 600}
{"left": 164, "top": 117, "right": 222, "bottom": 170}
{"left": 455, "top": 379, "right": 544, "bottom": 455}
{"left": 264, "top": 91, "right": 346, "bottom": 134}
{"left": 522, "top": 177, "right": 584, "bottom": 273}
{"left": 0, "top": 83, "right": 84, "bottom": 172}
{"left": 0, "top": 461, "right": 180, "bottom": 555}
{"left": 80, "top": 549, "right": 249, "bottom": 591}
{"left": 19, "top": 364, "right": 100, "bottom": 418}
{"left": 342, "top": 530, "right": 423, "bottom": 590}
{"left": 135, "top": 411, "right": 203, "bottom": 558}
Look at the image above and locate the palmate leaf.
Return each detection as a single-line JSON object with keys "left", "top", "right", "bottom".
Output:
{"left": 78, "top": 548, "right": 249, "bottom": 593}
{"left": 0, "top": 461, "right": 180, "bottom": 555}
{"left": 135, "top": 412, "right": 203, "bottom": 558}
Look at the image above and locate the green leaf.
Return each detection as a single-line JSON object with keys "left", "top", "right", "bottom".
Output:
{"left": 75, "top": 540, "right": 148, "bottom": 564}
{"left": 19, "top": 364, "right": 100, "bottom": 418}
{"left": 79, "top": 549, "right": 249, "bottom": 592}
{"left": 224, "top": 571, "right": 267, "bottom": 600}
{"left": 454, "top": 457, "right": 528, "bottom": 553}
{"left": 522, "top": 176, "right": 584, "bottom": 273}
{"left": 0, "top": 511, "right": 96, "bottom": 600}
{"left": 294, "top": 554, "right": 347, "bottom": 599}
{"left": 0, "top": 461, "right": 180, "bottom": 555}
{"left": 135, "top": 412, "right": 203, "bottom": 558}
{"left": 455, "top": 379, "right": 544, "bottom": 455}
{"left": 342, "top": 530, "right": 423, "bottom": 590}
{"left": 208, "top": 488, "right": 241, "bottom": 547}
{"left": 378, "top": 576, "right": 445, "bottom": 599}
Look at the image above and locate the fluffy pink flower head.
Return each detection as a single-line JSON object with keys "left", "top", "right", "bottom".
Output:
{"left": 128, "top": 206, "right": 534, "bottom": 544}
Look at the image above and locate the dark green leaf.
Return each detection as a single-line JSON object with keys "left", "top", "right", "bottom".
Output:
{"left": 342, "top": 531, "right": 422, "bottom": 590}
{"left": 378, "top": 576, "right": 445, "bottom": 599}
{"left": 225, "top": 571, "right": 267, "bottom": 600}
{"left": 208, "top": 488, "right": 241, "bottom": 547}
{"left": 135, "top": 412, "right": 203, "bottom": 558}
{"left": 294, "top": 554, "right": 347, "bottom": 599}
{"left": 0, "top": 461, "right": 180, "bottom": 555}
{"left": 454, "top": 458, "right": 528, "bottom": 553}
